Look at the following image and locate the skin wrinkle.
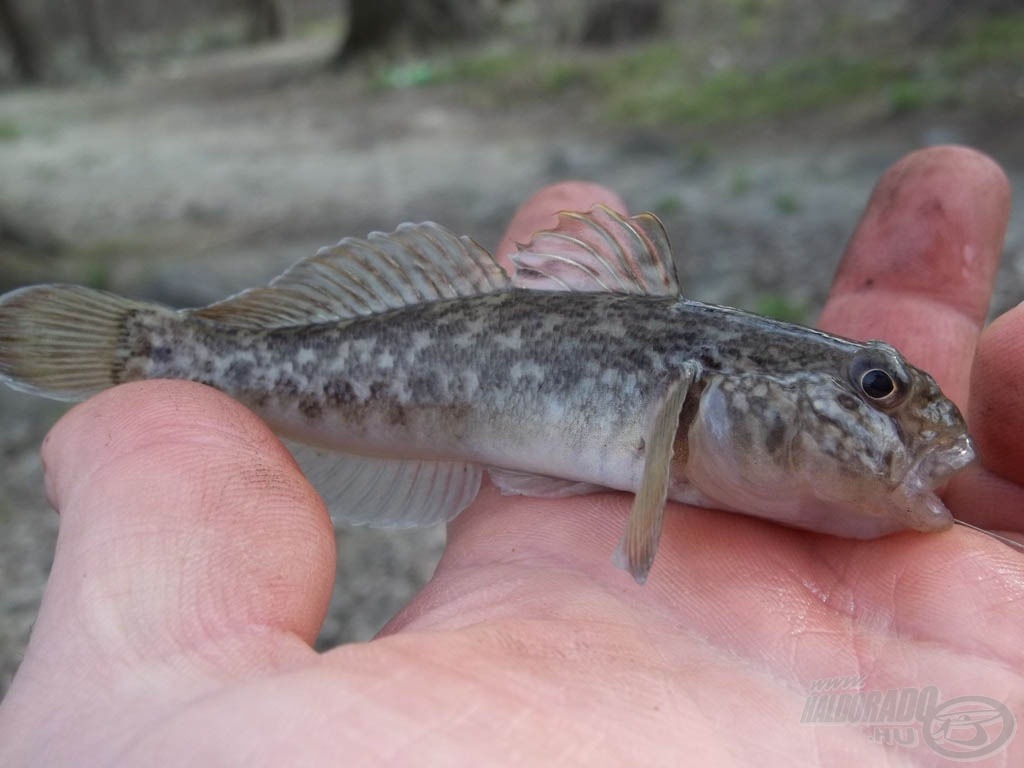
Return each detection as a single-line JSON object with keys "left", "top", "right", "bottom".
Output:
{"left": 910, "top": 546, "right": 1024, "bottom": 661}
{"left": 48, "top": 386, "right": 335, "bottom": 651}
{"left": 336, "top": 628, "right": 597, "bottom": 751}
{"left": 80, "top": 459, "right": 305, "bottom": 654}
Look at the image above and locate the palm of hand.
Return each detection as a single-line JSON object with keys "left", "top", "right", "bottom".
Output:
{"left": 1, "top": 147, "right": 1021, "bottom": 767}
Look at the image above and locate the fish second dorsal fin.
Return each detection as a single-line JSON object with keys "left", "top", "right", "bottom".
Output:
{"left": 193, "top": 222, "right": 511, "bottom": 329}
{"left": 511, "top": 205, "right": 679, "bottom": 296}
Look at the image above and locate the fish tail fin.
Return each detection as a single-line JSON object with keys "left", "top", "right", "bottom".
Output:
{"left": 0, "top": 284, "right": 160, "bottom": 402}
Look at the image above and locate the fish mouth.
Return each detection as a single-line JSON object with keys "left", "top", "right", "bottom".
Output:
{"left": 899, "top": 432, "right": 976, "bottom": 495}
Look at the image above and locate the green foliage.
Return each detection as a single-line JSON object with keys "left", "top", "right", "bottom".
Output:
{"left": 0, "top": 120, "right": 22, "bottom": 141}
{"left": 886, "top": 74, "right": 959, "bottom": 114}
{"left": 600, "top": 43, "right": 683, "bottom": 84}
{"left": 375, "top": 61, "right": 442, "bottom": 89}
{"left": 446, "top": 49, "right": 526, "bottom": 82}
{"left": 773, "top": 191, "right": 799, "bottom": 215}
{"left": 374, "top": 49, "right": 529, "bottom": 91}
{"left": 83, "top": 260, "right": 112, "bottom": 290}
{"left": 369, "top": 10, "right": 1024, "bottom": 127}
{"left": 652, "top": 194, "right": 683, "bottom": 216}
{"left": 685, "top": 142, "right": 713, "bottom": 168}
{"left": 730, "top": 168, "right": 752, "bottom": 196}
{"left": 539, "top": 61, "right": 594, "bottom": 92}
{"left": 606, "top": 53, "right": 903, "bottom": 126}
{"left": 754, "top": 294, "right": 808, "bottom": 324}
{"left": 949, "top": 13, "right": 1024, "bottom": 69}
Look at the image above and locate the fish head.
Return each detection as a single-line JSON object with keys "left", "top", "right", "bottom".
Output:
{"left": 846, "top": 342, "right": 975, "bottom": 501}
{"left": 681, "top": 341, "right": 974, "bottom": 539}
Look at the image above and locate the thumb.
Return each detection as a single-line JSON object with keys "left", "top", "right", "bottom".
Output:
{"left": 1, "top": 381, "right": 335, "bottom": 756}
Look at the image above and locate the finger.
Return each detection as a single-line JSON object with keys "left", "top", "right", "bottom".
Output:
{"left": 5, "top": 382, "right": 334, "bottom": 733}
{"left": 969, "top": 304, "right": 1024, "bottom": 486}
{"left": 945, "top": 303, "right": 1024, "bottom": 530}
{"left": 493, "top": 181, "right": 626, "bottom": 270}
{"left": 817, "top": 146, "right": 1009, "bottom": 405}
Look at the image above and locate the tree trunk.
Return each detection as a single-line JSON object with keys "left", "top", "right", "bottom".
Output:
{"left": 331, "top": 0, "right": 494, "bottom": 65}
{"left": 576, "top": 0, "right": 665, "bottom": 45}
{"left": 76, "top": 0, "right": 118, "bottom": 74}
{"left": 331, "top": 0, "right": 403, "bottom": 65}
{"left": 0, "top": 0, "right": 47, "bottom": 82}
{"left": 246, "top": 0, "right": 288, "bottom": 43}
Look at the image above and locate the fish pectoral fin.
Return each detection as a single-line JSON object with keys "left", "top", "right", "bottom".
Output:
{"left": 511, "top": 205, "right": 680, "bottom": 296}
{"left": 285, "top": 441, "right": 482, "bottom": 528}
{"left": 192, "top": 223, "right": 510, "bottom": 329}
{"left": 613, "top": 366, "right": 698, "bottom": 584}
{"left": 488, "top": 467, "right": 608, "bottom": 498}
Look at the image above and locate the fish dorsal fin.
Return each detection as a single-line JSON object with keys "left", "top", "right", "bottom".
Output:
{"left": 193, "top": 222, "right": 510, "bottom": 329}
{"left": 285, "top": 440, "right": 483, "bottom": 529}
{"left": 511, "top": 205, "right": 679, "bottom": 296}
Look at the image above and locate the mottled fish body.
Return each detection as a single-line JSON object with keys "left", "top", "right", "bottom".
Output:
{"left": 0, "top": 207, "right": 976, "bottom": 581}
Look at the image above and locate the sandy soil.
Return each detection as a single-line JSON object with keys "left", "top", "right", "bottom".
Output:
{"left": 1, "top": 36, "right": 1023, "bottom": 694}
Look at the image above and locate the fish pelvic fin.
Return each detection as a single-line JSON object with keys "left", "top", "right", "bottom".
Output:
{"left": 488, "top": 467, "right": 609, "bottom": 498}
{"left": 0, "top": 284, "right": 163, "bottom": 402}
{"left": 512, "top": 205, "right": 679, "bottom": 296}
{"left": 614, "top": 364, "right": 700, "bottom": 584}
{"left": 192, "top": 222, "right": 511, "bottom": 330}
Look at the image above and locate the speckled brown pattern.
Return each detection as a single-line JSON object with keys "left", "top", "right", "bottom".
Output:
{"left": 109, "top": 287, "right": 971, "bottom": 530}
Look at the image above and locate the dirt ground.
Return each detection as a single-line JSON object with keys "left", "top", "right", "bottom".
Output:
{"left": 1, "top": 35, "right": 1023, "bottom": 695}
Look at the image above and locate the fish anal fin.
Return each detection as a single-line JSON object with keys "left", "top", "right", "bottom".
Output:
{"left": 511, "top": 205, "right": 679, "bottom": 296}
{"left": 488, "top": 467, "right": 608, "bottom": 498}
{"left": 192, "top": 223, "right": 510, "bottom": 330}
{"left": 614, "top": 364, "right": 699, "bottom": 583}
{"left": 285, "top": 440, "right": 483, "bottom": 529}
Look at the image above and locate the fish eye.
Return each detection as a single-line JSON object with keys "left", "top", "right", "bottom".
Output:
{"left": 860, "top": 368, "right": 895, "bottom": 399}
{"left": 847, "top": 346, "right": 910, "bottom": 408}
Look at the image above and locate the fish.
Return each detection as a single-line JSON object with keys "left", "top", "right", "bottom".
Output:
{"left": 0, "top": 206, "right": 981, "bottom": 583}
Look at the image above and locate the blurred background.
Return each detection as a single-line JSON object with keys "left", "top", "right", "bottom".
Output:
{"left": 1, "top": 0, "right": 1023, "bottom": 694}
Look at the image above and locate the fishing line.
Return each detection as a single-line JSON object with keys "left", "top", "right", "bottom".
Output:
{"left": 954, "top": 519, "right": 1024, "bottom": 553}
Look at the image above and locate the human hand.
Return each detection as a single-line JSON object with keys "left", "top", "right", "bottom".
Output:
{"left": 0, "top": 147, "right": 1021, "bottom": 766}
